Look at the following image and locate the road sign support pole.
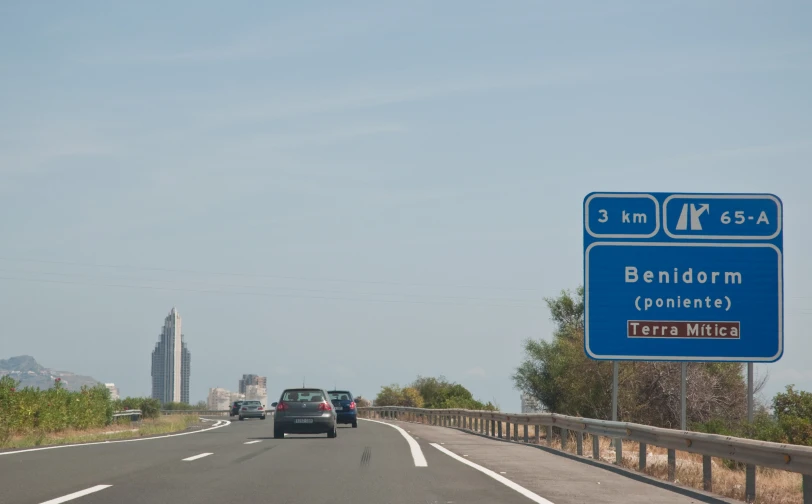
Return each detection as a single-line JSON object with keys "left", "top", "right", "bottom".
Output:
{"left": 611, "top": 361, "right": 618, "bottom": 448}
{"left": 746, "top": 362, "right": 756, "bottom": 503}
{"left": 681, "top": 362, "right": 687, "bottom": 431}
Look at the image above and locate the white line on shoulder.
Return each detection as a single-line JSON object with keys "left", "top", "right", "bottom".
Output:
{"left": 430, "top": 443, "right": 555, "bottom": 504}
{"left": 359, "top": 418, "right": 427, "bottom": 467}
{"left": 0, "top": 418, "right": 231, "bottom": 457}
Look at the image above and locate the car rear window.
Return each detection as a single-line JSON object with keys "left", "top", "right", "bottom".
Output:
{"left": 329, "top": 391, "right": 352, "bottom": 401}
{"left": 244, "top": 401, "right": 261, "bottom": 405}
{"left": 282, "top": 390, "right": 325, "bottom": 402}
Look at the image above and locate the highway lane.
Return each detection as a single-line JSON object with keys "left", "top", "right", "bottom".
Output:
{"left": 1, "top": 417, "right": 534, "bottom": 504}
{"left": 0, "top": 415, "right": 727, "bottom": 504}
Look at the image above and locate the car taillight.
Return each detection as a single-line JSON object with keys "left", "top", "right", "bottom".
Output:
{"left": 257, "top": 407, "right": 263, "bottom": 410}
{"left": 349, "top": 401, "right": 356, "bottom": 410}
{"left": 318, "top": 402, "right": 332, "bottom": 411}
{"left": 276, "top": 402, "right": 289, "bottom": 411}
{"left": 241, "top": 407, "right": 247, "bottom": 411}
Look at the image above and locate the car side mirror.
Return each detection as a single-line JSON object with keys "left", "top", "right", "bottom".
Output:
{"left": 271, "top": 402, "right": 278, "bottom": 407}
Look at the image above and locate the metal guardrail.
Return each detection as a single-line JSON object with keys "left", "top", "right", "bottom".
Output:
{"left": 112, "top": 409, "right": 142, "bottom": 421}
{"left": 160, "top": 409, "right": 231, "bottom": 416}
{"left": 359, "top": 406, "right": 812, "bottom": 502}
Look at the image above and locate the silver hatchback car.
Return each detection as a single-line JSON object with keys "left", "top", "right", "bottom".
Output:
{"left": 272, "top": 388, "right": 337, "bottom": 438}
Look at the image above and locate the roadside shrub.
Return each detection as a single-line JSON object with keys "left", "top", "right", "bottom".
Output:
{"left": 0, "top": 377, "right": 112, "bottom": 439}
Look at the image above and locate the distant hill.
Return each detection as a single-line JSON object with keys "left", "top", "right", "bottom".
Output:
{"left": 0, "top": 355, "right": 102, "bottom": 392}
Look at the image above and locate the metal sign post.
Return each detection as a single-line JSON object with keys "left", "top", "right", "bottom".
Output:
{"left": 681, "top": 362, "right": 687, "bottom": 431}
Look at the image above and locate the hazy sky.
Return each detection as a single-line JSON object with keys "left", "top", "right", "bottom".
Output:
{"left": 1, "top": 1, "right": 810, "bottom": 411}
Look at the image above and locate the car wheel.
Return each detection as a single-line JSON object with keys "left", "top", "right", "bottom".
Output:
{"left": 239, "top": 416, "right": 244, "bottom": 421}
{"left": 274, "top": 428, "right": 284, "bottom": 439}
{"left": 352, "top": 420, "right": 358, "bottom": 428}
{"left": 327, "top": 426, "right": 337, "bottom": 438}
{"left": 262, "top": 415, "right": 266, "bottom": 420}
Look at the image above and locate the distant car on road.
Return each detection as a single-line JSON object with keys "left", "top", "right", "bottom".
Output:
{"left": 238, "top": 400, "right": 267, "bottom": 421}
{"left": 230, "top": 401, "right": 243, "bottom": 417}
{"left": 327, "top": 390, "right": 358, "bottom": 428}
{"left": 272, "top": 388, "right": 337, "bottom": 439}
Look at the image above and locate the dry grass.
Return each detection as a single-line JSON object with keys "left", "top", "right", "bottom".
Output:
{"left": 371, "top": 413, "right": 804, "bottom": 504}
{"left": 0, "top": 415, "right": 201, "bottom": 450}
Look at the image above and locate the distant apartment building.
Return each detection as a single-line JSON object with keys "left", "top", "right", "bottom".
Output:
{"left": 239, "top": 374, "right": 267, "bottom": 393}
{"left": 105, "top": 383, "right": 120, "bottom": 400}
{"left": 151, "top": 307, "right": 191, "bottom": 404}
{"left": 239, "top": 374, "right": 268, "bottom": 404}
{"left": 520, "top": 393, "right": 543, "bottom": 413}
{"left": 245, "top": 384, "right": 268, "bottom": 405}
{"left": 207, "top": 387, "right": 231, "bottom": 411}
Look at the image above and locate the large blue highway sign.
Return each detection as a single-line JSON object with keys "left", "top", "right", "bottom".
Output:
{"left": 583, "top": 193, "right": 783, "bottom": 362}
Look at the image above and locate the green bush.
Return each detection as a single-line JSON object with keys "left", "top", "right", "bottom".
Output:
{"left": 374, "top": 376, "right": 497, "bottom": 411}
{"left": 0, "top": 376, "right": 163, "bottom": 443}
{"left": 0, "top": 376, "right": 112, "bottom": 439}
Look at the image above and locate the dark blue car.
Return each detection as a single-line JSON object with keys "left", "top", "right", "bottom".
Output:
{"left": 328, "top": 390, "right": 358, "bottom": 428}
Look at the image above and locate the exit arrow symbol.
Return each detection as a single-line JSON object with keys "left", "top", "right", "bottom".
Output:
{"left": 676, "top": 203, "right": 709, "bottom": 231}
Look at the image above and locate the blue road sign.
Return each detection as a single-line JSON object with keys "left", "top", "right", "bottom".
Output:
{"left": 583, "top": 192, "right": 783, "bottom": 362}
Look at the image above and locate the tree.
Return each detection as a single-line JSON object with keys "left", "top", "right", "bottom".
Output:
{"left": 401, "top": 387, "right": 424, "bottom": 408}
{"left": 375, "top": 385, "right": 405, "bottom": 406}
{"left": 513, "top": 286, "right": 753, "bottom": 428}
{"left": 354, "top": 395, "right": 371, "bottom": 408}
{"left": 772, "top": 385, "right": 812, "bottom": 445}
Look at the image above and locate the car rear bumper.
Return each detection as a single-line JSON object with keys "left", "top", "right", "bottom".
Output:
{"left": 336, "top": 411, "right": 357, "bottom": 423}
{"left": 240, "top": 410, "right": 266, "bottom": 418}
{"left": 275, "top": 415, "right": 335, "bottom": 433}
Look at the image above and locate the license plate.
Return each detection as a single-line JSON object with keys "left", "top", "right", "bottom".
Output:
{"left": 295, "top": 418, "right": 313, "bottom": 424}
{"left": 337, "top": 406, "right": 344, "bottom": 411}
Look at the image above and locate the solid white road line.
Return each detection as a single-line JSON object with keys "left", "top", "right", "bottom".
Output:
{"left": 244, "top": 440, "right": 262, "bottom": 444}
{"left": 182, "top": 452, "right": 213, "bottom": 461}
{"left": 0, "top": 418, "right": 231, "bottom": 457}
{"left": 359, "top": 418, "right": 427, "bottom": 467}
{"left": 40, "top": 485, "right": 112, "bottom": 504}
{"left": 430, "top": 443, "right": 555, "bottom": 504}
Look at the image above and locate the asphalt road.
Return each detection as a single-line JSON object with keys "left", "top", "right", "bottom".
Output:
{"left": 0, "top": 416, "right": 728, "bottom": 504}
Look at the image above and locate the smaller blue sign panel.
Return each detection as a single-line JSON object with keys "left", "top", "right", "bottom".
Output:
{"left": 583, "top": 192, "right": 783, "bottom": 362}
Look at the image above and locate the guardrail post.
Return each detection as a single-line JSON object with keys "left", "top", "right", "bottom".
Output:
{"left": 576, "top": 431, "right": 583, "bottom": 456}
{"left": 616, "top": 438, "right": 622, "bottom": 465}
{"left": 745, "top": 465, "right": 756, "bottom": 503}
{"left": 534, "top": 425, "right": 540, "bottom": 444}
{"left": 803, "top": 474, "right": 811, "bottom": 504}
{"left": 546, "top": 426, "right": 553, "bottom": 446}
{"left": 497, "top": 421, "right": 503, "bottom": 438}
{"left": 703, "top": 455, "right": 712, "bottom": 492}
{"left": 592, "top": 434, "right": 600, "bottom": 460}
{"left": 513, "top": 423, "right": 519, "bottom": 441}
{"left": 490, "top": 419, "right": 495, "bottom": 437}
{"left": 639, "top": 443, "right": 647, "bottom": 471}
{"left": 667, "top": 449, "right": 676, "bottom": 481}
{"left": 561, "top": 428, "right": 568, "bottom": 450}
{"left": 481, "top": 417, "right": 486, "bottom": 434}
{"left": 523, "top": 424, "right": 529, "bottom": 443}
